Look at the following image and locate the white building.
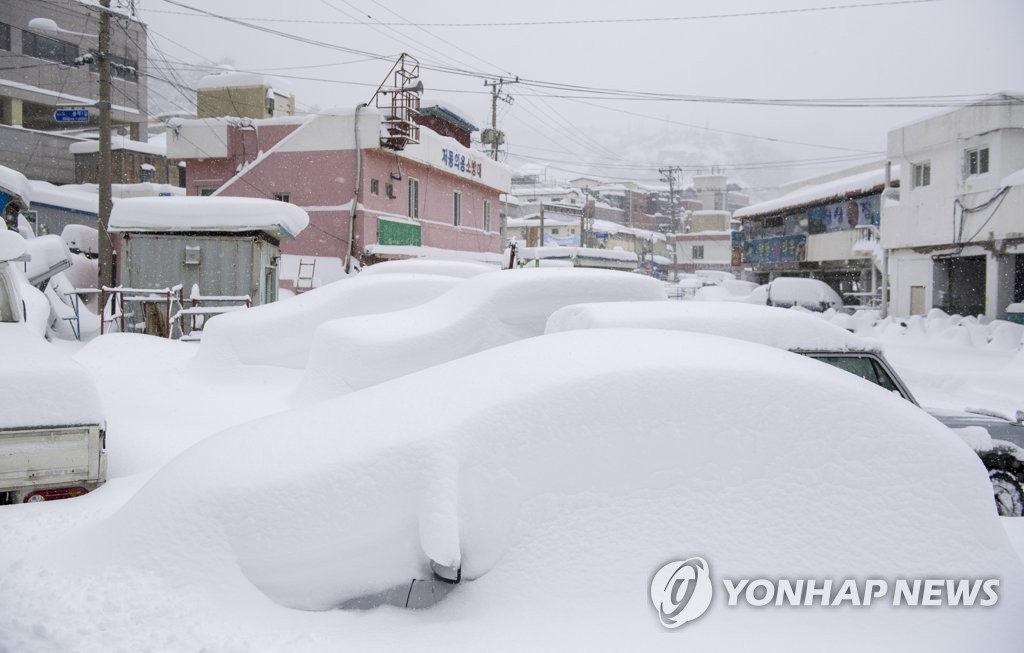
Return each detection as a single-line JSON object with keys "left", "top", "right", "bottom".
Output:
{"left": 674, "top": 210, "right": 735, "bottom": 273}
{"left": 883, "top": 93, "right": 1024, "bottom": 319}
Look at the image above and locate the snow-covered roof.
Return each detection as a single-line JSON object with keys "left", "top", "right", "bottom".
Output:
{"left": 197, "top": 67, "right": 290, "bottom": 94}
{"left": 27, "top": 180, "right": 98, "bottom": 215}
{"left": 735, "top": 166, "right": 899, "bottom": 219}
{"left": 108, "top": 196, "right": 309, "bottom": 240}
{"left": 1001, "top": 167, "right": 1024, "bottom": 188}
{"left": 69, "top": 135, "right": 166, "bottom": 156}
{"left": 418, "top": 104, "right": 478, "bottom": 132}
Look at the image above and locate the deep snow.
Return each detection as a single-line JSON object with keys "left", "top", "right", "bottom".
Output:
{"left": 1, "top": 266, "right": 1023, "bottom": 652}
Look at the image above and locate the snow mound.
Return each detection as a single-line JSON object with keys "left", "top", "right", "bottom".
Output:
{"left": 299, "top": 268, "right": 665, "bottom": 398}
{"left": 359, "top": 258, "right": 497, "bottom": 279}
{"left": 4, "top": 330, "right": 1020, "bottom": 650}
{"left": 0, "top": 322, "right": 104, "bottom": 429}
{"left": 196, "top": 273, "right": 462, "bottom": 369}
{"left": 546, "top": 301, "right": 873, "bottom": 353}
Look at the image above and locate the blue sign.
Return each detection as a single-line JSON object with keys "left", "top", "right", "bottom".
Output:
{"left": 743, "top": 234, "right": 806, "bottom": 264}
{"left": 54, "top": 108, "right": 90, "bottom": 123}
{"left": 807, "top": 195, "right": 880, "bottom": 234}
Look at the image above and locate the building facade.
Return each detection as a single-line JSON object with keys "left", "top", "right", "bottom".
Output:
{"left": 735, "top": 164, "right": 894, "bottom": 305}
{"left": 167, "top": 108, "right": 511, "bottom": 285}
{"left": 0, "top": 0, "right": 148, "bottom": 182}
{"left": 883, "top": 93, "right": 1024, "bottom": 319}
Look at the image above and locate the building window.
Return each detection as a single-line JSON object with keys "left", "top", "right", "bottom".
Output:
{"left": 22, "top": 31, "right": 78, "bottom": 65}
{"left": 551, "top": 227, "right": 560, "bottom": 235}
{"left": 453, "top": 191, "right": 462, "bottom": 227}
{"left": 273, "top": 192, "right": 290, "bottom": 203}
{"left": 692, "top": 245, "right": 704, "bottom": 260}
{"left": 370, "top": 179, "right": 379, "bottom": 195}
{"left": 198, "top": 187, "right": 217, "bottom": 196}
{"left": 483, "top": 199, "right": 492, "bottom": 232}
{"left": 0, "top": 23, "right": 10, "bottom": 51}
{"left": 408, "top": 177, "right": 419, "bottom": 218}
{"left": 385, "top": 182, "right": 395, "bottom": 199}
{"left": 139, "top": 163, "right": 155, "bottom": 183}
{"left": 965, "top": 147, "right": 989, "bottom": 176}
{"left": 912, "top": 162, "right": 931, "bottom": 188}
{"left": 88, "top": 53, "right": 139, "bottom": 83}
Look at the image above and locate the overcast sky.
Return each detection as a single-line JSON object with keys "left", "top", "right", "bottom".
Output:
{"left": 136, "top": 0, "right": 1024, "bottom": 185}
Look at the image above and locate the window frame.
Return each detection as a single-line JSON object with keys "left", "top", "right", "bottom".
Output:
{"left": 965, "top": 147, "right": 990, "bottom": 176}
{"left": 273, "top": 192, "right": 291, "bottom": 203}
{"left": 408, "top": 177, "right": 420, "bottom": 218}
{"left": 370, "top": 179, "right": 379, "bottom": 196}
{"left": 483, "top": 199, "right": 492, "bottom": 232}
{"left": 912, "top": 161, "right": 931, "bottom": 188}
{"left": 453, "top": 190, "right": 462, "bottom": 227}
{"left": 692, "top": 245, "right": 704, "bottom": 260}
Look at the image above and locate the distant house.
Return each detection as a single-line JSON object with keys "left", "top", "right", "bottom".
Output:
{"left": 71, "top": 135, "right": 184, "bottom": 186}
{"left": 167, "top": 107, "right": 511, "bottom": 286}
{"left": 673, "top": 211, "right": 736, "bottom": 275}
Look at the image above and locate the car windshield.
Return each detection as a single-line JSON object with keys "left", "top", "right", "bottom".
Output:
{"left": 807, "top": 354, "right": 904, "bottom": 398}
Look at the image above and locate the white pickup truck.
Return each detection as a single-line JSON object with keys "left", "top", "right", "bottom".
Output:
{"left": 0, "top": 230, "right": 106, "bottom": 504}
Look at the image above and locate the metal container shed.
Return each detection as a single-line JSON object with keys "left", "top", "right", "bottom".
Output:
{"left": 108, "top": 197, "right": 309, "bottom": 333}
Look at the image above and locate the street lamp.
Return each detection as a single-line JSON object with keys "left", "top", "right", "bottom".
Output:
{"left": 28, "top": 0, "right": 115, "bottom": 290}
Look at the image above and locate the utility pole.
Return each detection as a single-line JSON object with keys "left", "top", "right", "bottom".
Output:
{"left": 660, "top": 166, "right": 682, "bottom": 281}
{"left": 97, "top": 0, "right": 114, "bottom": 290}
{"left": 483, "top": 77, "right": 516, "bottom": 161}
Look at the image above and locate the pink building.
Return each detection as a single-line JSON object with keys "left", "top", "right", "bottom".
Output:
{"left": 166, "top": 108, "right": 511, "bottom": 285}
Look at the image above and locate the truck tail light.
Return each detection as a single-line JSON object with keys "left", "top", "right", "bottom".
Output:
{"left": 23, "top": 487, "right": 89, "bottom": 502}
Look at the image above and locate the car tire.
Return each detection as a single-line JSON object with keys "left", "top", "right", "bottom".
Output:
{"left": 990, "top": 469, "right": 1024, "bottom": 517}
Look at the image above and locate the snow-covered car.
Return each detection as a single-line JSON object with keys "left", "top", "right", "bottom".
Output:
{"left": 297, "top": 267, "right": 666, "bottom": 399}
{"left": 0, "top": 230, "right": 106, "bottom": 504}
{"left": 3, "top": 329, "right": 1020, "bottom": 650}
{"left": 746, "top": 276, "right": 844, "bottom": 312}
{"left": 545, "top": 300, "right": 1024, "bottom": 515}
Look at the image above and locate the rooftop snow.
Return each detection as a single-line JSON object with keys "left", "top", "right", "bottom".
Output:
{"left": 28, "top": 181, "right": 99, "bottom": 215}
{"left": 735, "top": 165, "right": 899, "bottom": 219}
{"left": 196, "top": 68, "right": 289, "bottom": 93}
{"left": 1001, "top": 167, "right": 1024, "bottom": 188}
{"left": 69, "top": 135, "right": 166, "bottom": 156}
{"left": 108, "top": 196, "right": 309, "bottom": 240}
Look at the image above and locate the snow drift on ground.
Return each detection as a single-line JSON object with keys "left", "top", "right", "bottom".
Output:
{"left": 196, "top": 271, "right": 462, "bottom": 369}
{"left": 829, "top": 308, "right": 1024, "bottom": 418}
{"left": 0, "top": 329, "right": 1020, "bottom": 652}
{"left": 298, "top": 267, "right": 665, "bottom": 399}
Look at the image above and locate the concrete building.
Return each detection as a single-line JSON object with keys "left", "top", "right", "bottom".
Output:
{"left": 167, "top": 107, "right": 511, "bottom": 285}
{"left": 734, "top": 163, "right": 895, "bottom": 305}
{"left": 883, "top": 93, "right": 1024, "bottom": 319}
{"left": 196, "top": 69, "right": 295, "bottom": 120}
{"left": 673, "top": 210, "right": 736, "bottom": 274}
{"left": 0, "top": 0, "right": 148, "bottom": 182}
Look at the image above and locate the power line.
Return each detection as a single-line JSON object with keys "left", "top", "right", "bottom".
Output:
{"left": 147, "top": 0, "right": 941, "bottom": 27}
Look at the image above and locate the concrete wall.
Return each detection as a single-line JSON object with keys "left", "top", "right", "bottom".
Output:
{"left": 0, "top": 0, "right": 147, "bottom": 130}
{"left": 0, "top": 125, "right": 80, "bottom": 183}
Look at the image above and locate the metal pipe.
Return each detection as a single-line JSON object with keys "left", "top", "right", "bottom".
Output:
{"left": 345, "top": 104, "right": 368, "bottom": 274}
